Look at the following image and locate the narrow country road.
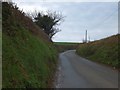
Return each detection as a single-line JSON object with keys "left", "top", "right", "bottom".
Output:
{"left": 55, "top": 50, "right": 118, "bottom": 88}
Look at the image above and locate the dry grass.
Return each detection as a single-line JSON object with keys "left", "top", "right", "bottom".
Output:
{"left": 76, "top": 34, "right": 119, "bottom": 69}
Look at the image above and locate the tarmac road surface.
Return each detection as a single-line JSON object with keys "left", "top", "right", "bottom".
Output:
{"left": 55, "top": 50, "right": 118, "bottom": 88}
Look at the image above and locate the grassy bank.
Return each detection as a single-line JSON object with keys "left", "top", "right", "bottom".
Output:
{"left": 76, "top": 34, "right": 119, "bottom": 69}
{"left": 0, "top": 2, "right": 1, "bottom": 88}
{"left": 3, "top": 2, "right": 58, "bottom": 88}
{"left": 54, "top": 42, "right": 79, "bottom": 52}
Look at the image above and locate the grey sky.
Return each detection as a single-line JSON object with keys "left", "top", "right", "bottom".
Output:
{"left": 12, "top": 0, "right": 119, "bottom": 42}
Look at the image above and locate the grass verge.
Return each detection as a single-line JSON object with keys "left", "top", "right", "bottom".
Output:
{"left": 76, "top": 34, "right": 119, "bottom": 69}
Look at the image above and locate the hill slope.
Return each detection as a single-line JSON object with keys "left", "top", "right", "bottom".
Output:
{"left": 0, "top": 2, "right": 1, "bottom": 89}
{"left": 76, "top": 34, "right": 119, "bottom": 69}
{"left": 3, "top": 2, "right": 58, "bottom": 88}
{"left": 54, "top": 42, "right": 79, "bottom": 52}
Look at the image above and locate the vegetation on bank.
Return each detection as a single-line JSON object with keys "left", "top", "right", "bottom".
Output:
{"left": 0, "top": 2, "right": 1, "bottom": 88}
{"left": 3, "top": 2, "right": 58, "bottom": 88}
{"left": 54, "top": 42, "right": 79, "bottom": 46}
{"left": 54, "top": 42, "right": 79, "bottom": 52}
{"left": 76, "top": 34, "right": 119, "bottom": 69}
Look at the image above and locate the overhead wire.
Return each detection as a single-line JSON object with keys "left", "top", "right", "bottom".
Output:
{"left": 89, "top": 6, "right": 119, "bottom": 30}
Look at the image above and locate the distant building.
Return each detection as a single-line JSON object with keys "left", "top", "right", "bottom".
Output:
{"left": 82, "top": 30, "right": 91, "bottom": 43}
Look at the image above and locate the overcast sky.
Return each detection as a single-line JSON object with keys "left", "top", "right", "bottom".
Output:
{"left": 12, "top": 0, "right": 119, "bottom": 42}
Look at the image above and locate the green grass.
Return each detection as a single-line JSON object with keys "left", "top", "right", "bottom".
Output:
{"left": 3, "top": 27, "right": 57, "bottom": 88}
{"left": 54, "top": 42, "right": 79, "bottom": 52}
{"left": 54, "top": 42, "right": 79, "bottom": 46}
{"left": 2, "top": 2, "right": 58, "bottom": 88}
{"left": 76, "top": 34, "right": 119, "bottom": 69}
{"left": 3, "top": 26, "right": 58, "bottom": 88}
{"left": 0, "top": 31, "right": 1, "bottom": 89}
{"left": 0, "top": 4, "right": 2, "bottom": 88}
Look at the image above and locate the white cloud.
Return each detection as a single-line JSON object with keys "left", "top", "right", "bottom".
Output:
{"left": 13, "top": 0, "right": 119, "bottom": 3}
{"left": 12, "top": 1, "right": 118, "bottom": 42}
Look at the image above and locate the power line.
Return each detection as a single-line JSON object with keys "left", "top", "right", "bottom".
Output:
{"left": 90, "top": 7, "right": 119, "bottom": 30}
